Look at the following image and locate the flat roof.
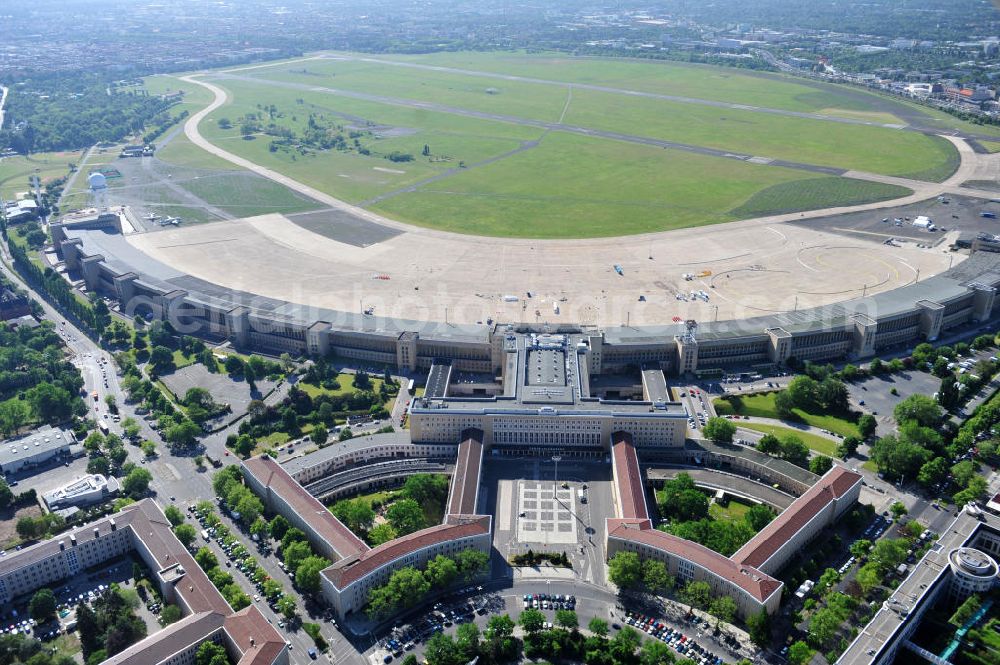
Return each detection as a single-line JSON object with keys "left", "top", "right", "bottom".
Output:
{"left": 279, "top": 431, "right": 439, "bottom": 477}
{"left": 243, "top": 456, "right": 369, "bottom": 560}
{"left": 0, "top": 427, "right": 72, "bottom": 468}
{"left": 446, "top": 430, "right": 483, "bottom": 517}
{"left": 733, "top": 466, "right": 862, "bottom": 569}
{"left": 837, "top": 509, "right": 992, "bottom": 664}
{"left": 323, "top": 515, "right": 491, "bottom": 590}
{"left": 425, "top": 362, "right": 452, "bottom": 399}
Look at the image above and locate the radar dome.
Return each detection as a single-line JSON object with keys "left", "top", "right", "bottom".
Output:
{"left": 87, "top": 173, "right": 107, "bottom": 190}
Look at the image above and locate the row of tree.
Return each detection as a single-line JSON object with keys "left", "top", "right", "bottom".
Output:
{"left": 366, "top": 548, "right": 489, "bottom": 618}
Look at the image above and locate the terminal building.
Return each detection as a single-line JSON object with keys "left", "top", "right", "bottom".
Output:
{"left": 408, "top": 332, "right": 687, "bottom": 454}
{"left": 48, "top": 214, "right": 1000, "bottom": 381}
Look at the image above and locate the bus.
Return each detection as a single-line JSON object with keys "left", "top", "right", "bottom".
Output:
{"left": 407, "top": 379, "right": 415, "bottom": 395}
{"left": 98, "top": 421, "right": 109, "bottom": 435}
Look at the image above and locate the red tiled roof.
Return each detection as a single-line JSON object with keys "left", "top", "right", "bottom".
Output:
{"left": 243, "top": 456, "right": 368, "bottom": 559}
{"left": 733, "top": 466, "right": 862, "bottom": 570}
{"left": 323, "top": 514, "right": 491, "bottom": 589}
{"left": 226, "top": 606, "right": 289, "bottom": 665}
{"left": 607, "top": 521, "right": 782, "bottom": 603}
{"left": 447, "top": 429, "right": 483, "bottom": 517}
{"left": 612, "top": 433, "right": 649, "bottom": 521}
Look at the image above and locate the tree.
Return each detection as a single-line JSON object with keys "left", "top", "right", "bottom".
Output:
{"left": 402, "top": 474, "right": 450, "bottom": 505}
{"left": 29, "top": 588, "right": 56, "bottom": 622}
{"left": 425, "top": 633, "right": 463, "bottom": 665}
{"left": 555, "top": 609, "right": 578, "bottom": 630}
{"left": 890, "top": 501, "right": 908, "bottom": 518}
{"left": 368, "top": 523, "right": 397, "bottom": 546}
{"left": 809, "top": 455, "right": 833, "bottom": 476}
{"left": 141, "top": 440, "right": 156, "bottom": 458}
{"left": 164, "top": 505, "right": 184, "bottom": 526}
{"left": 640, "top": 639, "right": 674, "bottom": 665}
{"left": 756, "top": 433, "right": 781, "bottom": 455}
{"left": 837, "top": 435, "right": 861, "bottom": 459}
{"left": 277, "top": 595, "right": 297, "bottom": 619}
{"left": 26, "top": 382, "right": 73, "bottom": 423}
{"left": 519, "top": 608, "right": 545, "bottom": 633}
{"left": 270, "top": 514, "right": 290, "bottom": 540}
{"left": 165, "top": 420, "right": 201, "bottom": 449}
{"left": 121, "top": 418, "right": 140, "bottom": 440}
{"left": 709, "top": 596, "right": 737, "bottom": 624}
{"left": 849, "top": 539, "right": 872, "bottom": 558}
{"left": 331, "top": 498, "right": 375, "bottom": 536}
{"left": 455, "top": 622, "right": 481, "bottom": 660}
{"left": 196, "top": 641, "right": 230, "bottom": 665}
{"left": 779, "top": 435, "right": 810, "bottom": 468}
{"left": 295, "top": 556, "right": 329, "bottom": 594}
{"left": 386, "top": 498, "right": 426, "bottom": 536}
{"left": 484, "top": 614, "right": 516, "bottom": 662}
{"left": 588, "top": 617, "right": 609, "bottom": 637}
{"left": 174, "top": 524, "right": 197, "bottom": 548}
{"left": 746, "top": 610, "right": 770, "bottom": 647}
{"left": 607, "top": 551, "right": 642, "bottom": 588}
{"left": 642, "top": 559, "right": 672, "bottom": 595}
{"left": 160, "top": 604, "right": 182, "bottom": 625}
{"left": 425, "top": 554, "right": 459, "bottom": 588}
{"left": 195, "top": 547, "right": 218, "bottom": 571}
{"left": 455, "top": 548, "right": 490, "bottom": 579}
{"left": 894, "top": 394, "right": 942, "bottom": 427}
{"left": 122, "top": 467, "right": 152, "bottom": 497}
{"left": 952, "top": 460, "right": 978, "bottom": 488}
{"left": 746, "top": 503, "right": 775, "bottom": 531}
{"left": 787, "top": 641, "right": 812, "bottom": 665}
{"left": 773, "top": 390, "right": 796, "bottom": 418}
{"left": 0, "top": 478, "right": 13, "bottom": 510}
{"left": 950, "top": 594, "right": 982, "bottom": 627}
{"left": 858, "top": 413, "right": 877, "bottom": 439}
{"left": 871, "top": 434, "right": 929, "bottom": 482}
{"left": 786, "top": 376, "right": 820, "bottom": 411}
{"left": 148, "top": 346, "right": 174, "bottom": 373}
{"left": 283, "top": 541, "right": 313, "bottom": 574}
{"left": 703, "top": 417, "right": 736, "bottom": 444}
{"left": 680, "top": 580, "right": 711, "bottom": 609}
{"left": 311, "top": 424, "right": 328, "bottom": 446}
{"left": 939, "top": 375, "right": 961, "bottom": 410}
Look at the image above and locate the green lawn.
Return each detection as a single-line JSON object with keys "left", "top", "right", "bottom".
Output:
{"left": 359, "top": 51, "right": 902, "bottom": 116}
{"left": 709, "top": 497, "right": 753, "bottom": 523}
{"left": 150, "top": 54, "right": 951, "bottom": 239}
{"left": 0, "top": 151, "right": 81, "bottom": 200}
{"left": 374, "top": 132, "right": 889, "bottom": 238}
{"left": 156, "top": 132, "right": 244, "bottom": 170}
{"left": 562, "top": 88, "right": 958, "bottom": 180}
{"left": 736, "top": 422, "right": 839, "bottom": 457}
{"left": 714, "top": 392, "right": 860, "bottom": 438}
{"left": 979, "top": 140, "right": 1000, "bottom": 154}
{"left": 298, "top": 373, "right": 387, "bottom": 398}
{"left": 730, "top": 177, "right": 912, "bottom": 218}
{"left": 179, "top": 172, "right": 321, "bottom": 217}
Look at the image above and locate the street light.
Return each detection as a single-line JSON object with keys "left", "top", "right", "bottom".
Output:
{"left": 551, "top": 455, "right": 562, "bottom": 504}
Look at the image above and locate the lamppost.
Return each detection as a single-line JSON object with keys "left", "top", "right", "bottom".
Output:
{"left": 552, "top": 455, "right": 562, "bottom": 504}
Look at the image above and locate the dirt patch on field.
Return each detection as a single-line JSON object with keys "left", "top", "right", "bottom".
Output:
{"left": 0, "top": 504, "right": 42, "bottom": 550}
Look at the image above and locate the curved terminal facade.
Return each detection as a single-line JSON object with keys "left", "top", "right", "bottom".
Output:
{"left": 50, "top": 213, "right": 1000, "bottom": 380}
